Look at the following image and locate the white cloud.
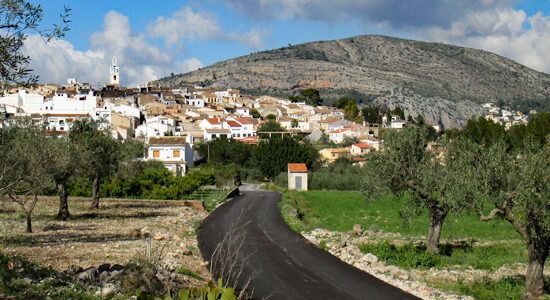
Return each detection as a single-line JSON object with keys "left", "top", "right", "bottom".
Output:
{"left": 24, "top": 11, "right": 203, "bottom": 86}
{"left": 148, "top": 6, "right": 264, "bottom": 48}
{"left": 424, "top": 9, "right": 550, "bottom": 73}
{"left": 223, "top": 0, "right": 514, "bottom": 28}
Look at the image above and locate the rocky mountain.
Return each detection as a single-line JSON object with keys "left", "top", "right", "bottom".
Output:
{"left": 155, "top": 35, "right": 550, "bottom": 128}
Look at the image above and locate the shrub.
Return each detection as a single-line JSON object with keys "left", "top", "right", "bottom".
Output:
{"left": 359, "top": 241, "right": 440, "bottom": 269}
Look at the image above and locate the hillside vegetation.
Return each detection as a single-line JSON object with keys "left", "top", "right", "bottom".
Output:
{"left": 155, "top": 35, "right": 550, "bottom": 128}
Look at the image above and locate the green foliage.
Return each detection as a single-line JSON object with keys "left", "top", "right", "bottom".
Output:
{"left": 196, "top": 139, "right": 254, "bottom": 166}
{"left": 359, "top": 242, "right": 440, "bottom": 269}
{"left": 362, "top": 125, "right": 481, "bottom": 252}
{"left": 0, "top": 120, "right": 54, "bottom": 196}
{"left": 358, "top": 241, "right": 530, "bottom": 270}
{"left": 265, "top": 114, "right": 277, "bottom": 121}
{"left": 462, "top": 117, "right": 507, "bottom": 146}
{"left": 340, "top": 136, "right": 358, "bottom": 147}
{"left": 525, "top": 112, "right": 550, "bottom": 146}
{"left": 280, "top": 191, "right": 518, "bottom": 240}
{"left": 308, "top": 158, "right": 365, "bottom": 190}
{"left": 162, "top": 279, "right": 237, "bottom": 300}
{"left": 477, "top": 141, "right": 550, "bottom": 251}
{"left": 67, "top": 162, "right": 215, "bottom": 200}
{"left": 250, "top": 108, "right": 261, "bottom": 119}
{"left": 252, "top": 136, "right": 319, "bottom": 180}
{"left": 362, "top": 105, "right": 382, "bottom": 124}
{"left": 177, "top": 267, "right": 204, "bottom": 281}
{"left": 70, "top": 118, "right": 122, "bottom": 180}
{"left": 434, "top": 277, "right": 529, "bottom": 300}
{"left": 300, "top": 88, "right": 323, "bottom": 106}
{"left": 0, "top": 252, "right": 97, "bottom": 299}
{"left": 510, "top": 97, "right": 550, "bottom": 114}
{"left": 288, "top": 88, "right": 323, "bottom": 106}
{"left": 459, "top": 113, "right": 550, "bottom": 151}
{"left": 0, "top": 0, "right": 71, "bottom": 85}
{"left": 257, "top": 120, "right": 285, "bottom": 137}
{"left": 333, "top": 97, "right": 359, "bottom": 121}
{"left": 391, "top": 107, "right": 405, "bottom": 120}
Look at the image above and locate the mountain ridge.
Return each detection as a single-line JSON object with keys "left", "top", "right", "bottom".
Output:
{"left": 154, "top": 34, "right": 550, "bottom": 128}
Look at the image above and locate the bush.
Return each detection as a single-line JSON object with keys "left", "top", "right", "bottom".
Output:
{"left": 0, "top": 253, "right": 96, "bottom": 299}
{"left": 359, "top": 241, "right": 440, "bottom": 269}
{"left": 67, "top": 162, "right": 215, "bottom": 200}
{"left": 308, "top": 158, "right": 365, "bottom": 190}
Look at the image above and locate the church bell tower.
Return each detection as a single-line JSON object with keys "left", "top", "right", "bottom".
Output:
{"left": 109, "top": 56, "right": 120, "bottom": 86}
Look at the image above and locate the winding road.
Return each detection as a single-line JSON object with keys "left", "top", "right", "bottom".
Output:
{"left": 198, "top": 185, "right": 419, "bottom": 300}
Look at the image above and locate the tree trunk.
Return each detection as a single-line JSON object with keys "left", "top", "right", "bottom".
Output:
{"left": 90, "top": 175, "right": 100, "bottom": 209}
{"left": 56, "top": 182, "right": 70, "bottom": 220}
{"left": 524, "top": 241, "right": 548, "bottom": 299}
{"left": 427, "top": 207, "right": 447, "bottom": 254}
{"left": 26, "top": 212, "right": 32, "bottom": 233}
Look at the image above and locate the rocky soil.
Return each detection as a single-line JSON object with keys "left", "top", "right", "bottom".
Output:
{"left": 0, "top": 197, "right": 211, "bottom": 297}
{"left": 156, "top": 35, "right": 550, "bottom": 128}
{"left": 302, "top": 227, "right": 548, "bottom": 300}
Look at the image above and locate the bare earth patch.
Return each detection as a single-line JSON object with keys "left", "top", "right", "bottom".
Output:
{"left": 0, "top": 197, "right": 211, "bottom": 286}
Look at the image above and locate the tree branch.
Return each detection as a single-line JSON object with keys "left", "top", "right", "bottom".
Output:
{"left": 480, "top": 208, "right": 503, "bottom": 221}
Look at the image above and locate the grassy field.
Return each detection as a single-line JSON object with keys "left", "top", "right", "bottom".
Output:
{"left": 281, "top": 190, "right": 520, "bottom": 241}
{"left": 280, "top": 190, "right": 550, "bottom": 299}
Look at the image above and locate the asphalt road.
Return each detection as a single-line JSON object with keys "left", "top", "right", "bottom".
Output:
{"left": 198, "top": 188, "right": 419, "bottom": 300}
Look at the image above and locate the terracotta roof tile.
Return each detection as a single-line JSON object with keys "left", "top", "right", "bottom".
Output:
{"left": 149, "top": 137, "right": 186, "bottom": 145}
{"left": 288, "top": 163, "right": 308, "bottom": 173}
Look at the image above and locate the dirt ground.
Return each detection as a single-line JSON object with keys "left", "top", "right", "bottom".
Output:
{"left": 0, "top": 196, "right": 211, "bottom": 283}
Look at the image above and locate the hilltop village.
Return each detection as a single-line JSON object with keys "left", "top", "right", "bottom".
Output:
{"left": 0, "top": 57, "right": 533, "bottom": 175}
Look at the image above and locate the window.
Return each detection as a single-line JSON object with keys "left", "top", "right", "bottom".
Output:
{"left": 173, "top": 150, "right": 180, "bottom": 157}
{"left": 153, "top": 150, "right": 160, "bottom": 158}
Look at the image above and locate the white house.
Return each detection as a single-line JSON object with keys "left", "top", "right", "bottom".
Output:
{"left": 186, "top": 97, "right": 205, "bottom": 108}
{"left": 362, "top": 138, "right": 383, "bottom": 151}
{"left": 0, "top": 89, "right": 99, "bottom": 117}
{"left": 199, "top": 117, "right": 224, "bottom": 131}
{"left": 235, "top": 107, "right": 250, "bottom": 117}
{"left": 136, "top": 116, "right": 177, "bottom": 138}
{"left": 204, "top": 128, "right": 231, "bottom": 141}
{"left": 350, "top": 142, "right": 370, "bottom": 156}
{"left": 288, "top": 163, "right": 308, "bottom": 191}
{"left": 232, "top": 117, "right": 256, "bottom": 137}
{"left": 147, "top": 137, "right": 194, "bottom": 176}
{"left": 328, "top": 127, "right": 357, "bottom": 144}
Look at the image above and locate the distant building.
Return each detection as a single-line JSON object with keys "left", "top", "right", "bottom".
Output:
{"left": 288, "top": 163, "right": 308, "bottom": 191}
{"left": 147, "top": 137, "right": 194, "bottom": 176}
{"left": 319, "top": 147, "right": 350, "bottom": 164}
{"left": 350, "top": 142, "right": 370, "bottom": 156}
{"left": 109, "top": 56, "right": 120, "bottom": 86}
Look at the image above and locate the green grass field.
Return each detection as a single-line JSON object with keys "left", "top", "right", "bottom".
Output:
{"left": 279, "top": 190, "right": 550, "bottom": 299}
{"left": 281, "top": 190, "right": 520, "bottom": 241}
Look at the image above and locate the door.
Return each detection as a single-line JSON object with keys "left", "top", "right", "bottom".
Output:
{"left": 295, "top": 175, "right": 302, "bottom": 191}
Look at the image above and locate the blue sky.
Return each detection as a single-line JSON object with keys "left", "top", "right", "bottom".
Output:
{"left": 28, "top": 0, "right": 550, "bottom": 86}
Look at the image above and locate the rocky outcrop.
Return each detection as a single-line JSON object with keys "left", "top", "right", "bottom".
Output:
{"left": 155, "top": 35, "right": 550, "bottom": 128}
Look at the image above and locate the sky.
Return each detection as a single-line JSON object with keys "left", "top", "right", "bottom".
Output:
{"left": 25, "top": 0, "right": 550, "bottom": 86}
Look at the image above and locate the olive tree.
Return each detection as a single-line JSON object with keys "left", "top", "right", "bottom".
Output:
{"left": 362, "top": 126, "right": 479, "bottom": 254}
{"left": 478, "top": 141, "right": 549, "bottom": 299}
{"left": 70, "top": 118, "right": 121, "bottom": 209}
{"left": 0, "top": 120, "right": 53, "bottom": 232}
{"left": 46, "top": 136, "right": 77, "bottom": 220}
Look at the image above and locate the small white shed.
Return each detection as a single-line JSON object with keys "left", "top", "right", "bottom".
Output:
{"left": 288, "top": 163, "right": 308, "bottom": 191}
